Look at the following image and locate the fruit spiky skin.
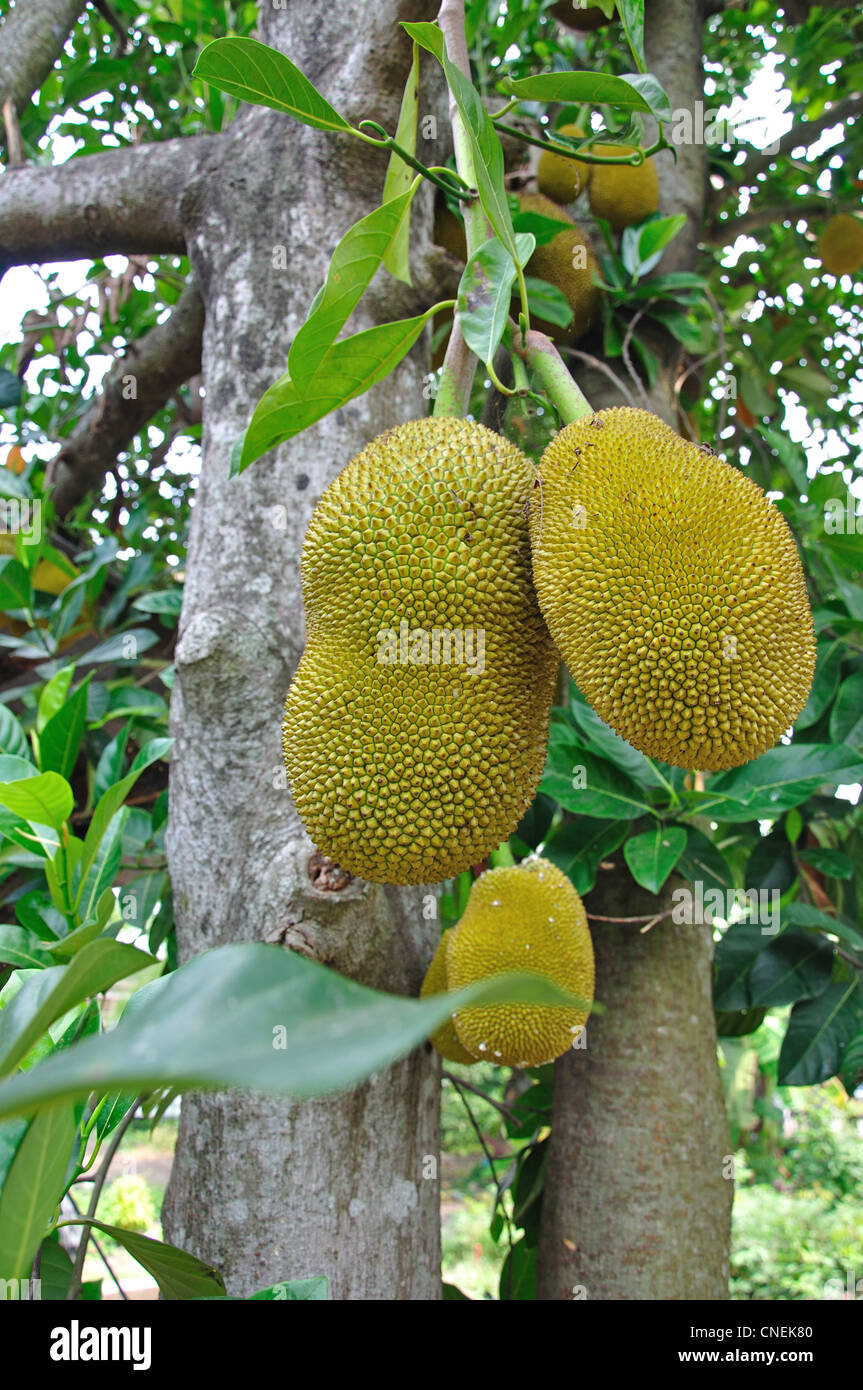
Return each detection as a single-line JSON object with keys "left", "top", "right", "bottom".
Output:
{"left": 587, "top": 146, "right": 659, "bottom": 231}
{"left": 817, "top": 214, "right": 863, "bottom": 276}
{"left": 518, "top": 192, "right": 601, "bottom": 344}
{"left": 529, "top": 408, "right": 816, "bottom": 772}
{"left": 283, "top": 418, "right": 559, "bottom": 885}
{"left": 446, "top": 859, "right": 594, "bottom": 1068}
{"left": 420, "top": 931, "right": 478, "bottom": 1064}
{"left": 536, "top": 124, "right": 591, "bottom": 206}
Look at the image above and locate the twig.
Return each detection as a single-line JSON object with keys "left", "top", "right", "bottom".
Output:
{"left": 564, "top": 348, "right": 638, "bottom": 406}
{"left": 619, "top": 305, "right": 652, "bottom": 408}
{"left": 66, "top": 1192, "right": 128, "bottom": 1299}
{"left": 66, "top": 1093, "right": 147, "bottom": 1300}
{"left": 441, "top": 1071, "right": 518, "bottom": 1120}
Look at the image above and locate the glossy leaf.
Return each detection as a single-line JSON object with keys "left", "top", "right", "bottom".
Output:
{"left": 382, "top": 42, "right": 420, "bottom": 285}
{"left": 623, "top": 824, "right": 687, "bottom": 894}
{"left": 194, "top": 37, "right": 353, "bottom": 134}
{"left": 0, "top": 1105, "right": 76, "bottom": 1279}
{"left": 0, "top": 773, "right": 73, "bottom": 831}
{"left": 747, "top": 930, "right": 835, "bottom": 1007}
{"left": 38, "top": 675, "right": 91, "bottom": 782}
{"left": 457, "top": 233, "right": 535, "bottom": 365}
{"left": 778, "top": 979, "right": 863, "bottom": 1086}
{"left": 70, "top": 1218, "right": 226, "bottom": 1299}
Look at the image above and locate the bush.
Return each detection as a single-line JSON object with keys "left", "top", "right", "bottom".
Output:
{"left": 730, "top": 1185, "right": 863, "bottom": 1300}
{"left": 98, "top": 1175, "right": 157, "bottom": 1234}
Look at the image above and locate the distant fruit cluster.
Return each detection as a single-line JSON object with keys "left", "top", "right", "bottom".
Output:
{"left": 420, "top": 859, "right": 595, "bottom": 1067}
{"left": 537, "top": 123, "right": 660, "bottom": 231}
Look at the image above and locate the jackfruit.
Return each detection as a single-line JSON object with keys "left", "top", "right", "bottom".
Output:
{"left": 588, "top": 146, "right": 660, "bottom": 231}
{"left": 420, "top": 930, "right": 478, "bottom": 1064}
{"left": 528, "top": 407, "right": 815, "bottom": 772}
{"left": 445, "top": 858, "right": 594, "bottom": 1067}
{"left": 537, "top": 124, "right": 591, "bottom": 206}
{"left": 283, "top": 417, "right": 559, "bottom": 885}
{"left": 518, "top": 192, "right": 601, "bottom": 344}
{"left": 551, "top": 1, "right": 614, "bottom": 30}
{"left": 817, "top": 213, "right": 863, "bottom": 276}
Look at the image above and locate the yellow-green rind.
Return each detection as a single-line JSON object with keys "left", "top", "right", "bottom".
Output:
{"left": 529, "top": 407, "right": 815, "bottom": 771}
{"left": 447, "top": 859, "right": 594, "bottom": 1068}
{"left": 518, "top": 192, "right": 601, "bottom": 344}
{"left": 283, "top": 417, "right": 559, "bottom": 884}
{"left": 536, "top": 124, "right": 592, "bottom": 207}
{"left": 587, "top": 146, "right": 660, "bottom": 232}
{"left": 420, "top": 931, "right": 479, "bottom": 1064}
{"left": 817, "top": 214, "right": 863, "bottom": 277}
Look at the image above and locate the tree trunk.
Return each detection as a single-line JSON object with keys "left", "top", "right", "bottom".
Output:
{"left": 537, "top": 0, "right": 734, "bottom": 1300}
{"left": 537, "top": 870, "right": 733, "bottom": 1299}
{"left": 161, "top": 0, "right": 445, "bottom": 1300}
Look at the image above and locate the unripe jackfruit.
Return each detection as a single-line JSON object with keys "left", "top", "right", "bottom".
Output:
{"left": 817, "top": 214, "right": 863, "bottom": 276}
{"left": 588, "top": 146, "right": 659, "bottom": 231}
{"left": 537, "top": 124, "right": 591, "bottom": 206}
{"left": 518, "top": 192, "right": 601, "bottom": 344}
{"left": 283, "top": 417, "right": 559, "bottom": 885}
{"left": 420, "top": 931, "right": 478, "bottom": 1064}
{"left": 446, "top": 858, "right": 594, "bottom": 1067}
{"left": 529, "top": 407, "right": 815, "bottom": 772}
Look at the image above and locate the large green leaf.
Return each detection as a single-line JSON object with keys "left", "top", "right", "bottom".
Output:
{"left": 457, "top": 234, "right": 535, "bottom": 366}
{"left": 36, "top": 666, "right": 75, "bottom": 735}
{"left": 68, "top": 1218, "right": 226, "bottom": 1300}
{"left": 704, "top": 744, "right": 863, "bottom": 820}
{"left": 289, "top": 188, "right": 417, "bottom": 389}
{"left": 0, "top": 939, "right": 158, "bottom": 1077}
{"left": 618, "top": 0, "right": 646, "bottom": 72}
{"left": 677, "top": 828, "right": 734, "bottom": 896}
{"left": 0, "top": 1104, "right": 76, "bottom": 1279}
{"left": 622, "top": 824, "right": 686, "bottom": 894}
{"left": 38, "top": 676, "right": 91, "bottom": 782}
{"left": 541, "top": 743, "right": 654, "bottom": 820}
{"left": 193, "top": 37, "right": 353, "bottom": 134}
{"left": 0, "top": 706, "right": 28, "bottom": 761}
{"left": 382, "top": 42, "right": 420, "bottom": 285}
{"left": 79, "top": 738, "right": 172, "bottom": 893}
{"left": 542, "top": 817, "right": 628, "bottom": 895}
{"left": 713, "top": 921, "right": 769, "bottom": 1011}
{"left": 830, "top": 672, "right": 863, "bottom": 749}
{"left": 500, "top": 71, "right": 654, "bottom": 111}
{"left": 747, "top": 931, "right": 835, "bottom": 1007}
{"left": 778, "top": 979, "right": 863, "bottom": 1086}
{"left": 233, "top": 311, "right": 435, "bottom": 474}
{"left": 0, "top": 773, "right": 73, "bottom": 831}
{"left": 0, "top": 943, "right": 586, "bottom": 1119}
{"left": 0, "top": 925, "right": 55, "bottom": 970}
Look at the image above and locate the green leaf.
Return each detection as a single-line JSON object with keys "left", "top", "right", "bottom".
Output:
{"left": 499, "top": 1239, "right": 536, "bottom": 1300}
{"left": 0, "top": 369, "right": 23, "bottom": 410}
{"left": 249, "top": 1276, "right": 328, "bottom": 1301}
{"left": 290, "top": 190, "right": 417, "bottom": 390}
{"left": 778, "top": 980, "right": 863, "bottom": 1086}
{"left": 543, "top": 817, "right": 628, "bottom": 895}
{"left": 234, "top": 312, "right": 434, "bottom": 473}
{"left": 76, "top": 629, "right": 159, "bottom": 665}
{"left": 0, "top": 939, "right": 159, "bottom": 1077}
{"left": 405, "top": 22, "right": 517, "bottom": 258}
{"left": 0, "top": 705, "right": 28, "bottom": 761}
{"left": 715, "top": 1007, "right": 767, "bottom": 1038}
{"left": 0, "top": 773, "right": 73, "bottom": 831}
{"left": 677, "top": 828, "right": 734, "bottom": 897}
{"left": 0, "top": 557, "right": 31, "bottom": 610}
{"left": 457, "top": 234, "right": 535, "bottom": 365}
{"left": 69, "top": 1218, "right": 226, "bottom": 1300}
{"left": 36, "top": 666, "right": 75, "bottom": 734}
{"left": 382, "top": 43, "right": 420, "bottom": 285}
{"left": 623, "top": 824, "right": 687, "bottom": 894}
{"left": 500, "top": 71, "right": 652, "bottom": 110}
{"left": 781, "top": 902, "right": 863, "bottom": 953}
{"left": 705, "top": 744, "right": 863, "bottom": 821}
{"left": 636, "top": 213, "right": 686, "bottom": 269}
{"left": 797, "top": 847, "right": 853, "bottom": 879}
{"left": 513, "top": 210, "right": 574, "bottom": 247}
{"left": 796, "top": 639, "right": 844, "bottom": 730}
{"left": 747, "top": 931, "right": 835, "bottom": 1007}
{"left": 713, "top": 922, "right": 769, "bottom": 1011}
{"left": 0, "top": 1105, "right": 76, "bottom": 1279}
{"left": 541, "top": 743, "right": 654, "bottom": 820}
{"left": 829, "top": 672, "right": 863, "bottom": 749}
{"left": 839, "top": 1029, "right": 863, "bottom": 1095}
{"left": 0, "top": 925, "right": 55, "bottom": 970}
{"left": 37, "top": 675, "right": 91, "bottom": 782}
{"left": 618, "top": 0, "right": 646, "bottom": 72}
{"left": 0, "top": 943, "right": 588, "bottom": 1119}
{"left": 193, "top": 37, "right": 353, "bottom": 134}
{"left": 132, "top": 590, "right": 183, "bottom": 617}
{"left": 79, "top": 738, "right": 172, "bottom": 891}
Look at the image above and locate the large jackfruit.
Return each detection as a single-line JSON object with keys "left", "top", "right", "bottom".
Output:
{"left": 537, "top": 124, "right": 591, "bottom": 206}
{"left": 518, "top": 192, "right": 601, "bottom": 344}
{"left": 817, "top": 213, "right": 863, "bottom": 276}
{"left": 588, "top": 145, "right": 659, "bottom": 231}
{"left": 528, "top": 408, "right": 815, "bottom": 772}
{"left": 283, "top": 417, "right": 559, "bottom": 885}
{"left": 420, "top": 930, "right": 478, "bottom": 1064}
{"left": 445, "top": 858, "right": 594, "bottom": 1068}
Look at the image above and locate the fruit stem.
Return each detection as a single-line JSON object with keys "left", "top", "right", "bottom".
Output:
{"left": 514, "top": 328, "right": 593, "bottom": 424}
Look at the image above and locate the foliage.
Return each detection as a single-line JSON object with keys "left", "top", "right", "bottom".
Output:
{"left": 98, "top": 1174, "right": 157, "bottom": 1233}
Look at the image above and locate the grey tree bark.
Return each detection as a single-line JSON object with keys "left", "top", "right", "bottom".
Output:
{"left": 536, "top": 0, "right": 734, "bottom": 1300}
{"left": 159, "top": 0, "right": 446, "bottom": 1300}
{"left": 0, "top": 0, "right": 86, "bottom": 128}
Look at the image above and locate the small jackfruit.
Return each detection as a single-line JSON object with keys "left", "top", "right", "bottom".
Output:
{"left": 446, "top": 858, "right": 594, "bottom": 1068}
{"left": 518, "top": 192, "right": 601, "bottom": 344}
{"left": 551, "top": 1, "right": 614, "bottom": 30}
{"left": 817, "top": 214, "right": 863, "bottom": 276}
{"left": 283, "top": 417, "right": 559, "bottom": 885}
{"left": 588, "top": 146, "right": 660, "bottom": 231}
{"left": 537, "top": 124, "right": 591, "bottom": 206}
{"left": 528, "top": 407, "right": 815, "bottom": 772}
{"left": 420, "top": 931, "right": 478, "bottom": 1064}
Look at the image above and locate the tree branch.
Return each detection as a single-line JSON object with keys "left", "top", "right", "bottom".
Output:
{"left": 740, "top": 94, "right": 863, "bottom": 182}
{"left": 0, "top": 0, "right": 87, "bottom": 139}
{"left": 705, "top": 193, "right": 858, "bottom": 244}
{"left": 48, "top": 280, "right": 204, "bottom": 516}
{"left": 0, "top": 135, "right": 220, "bottom": 277}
